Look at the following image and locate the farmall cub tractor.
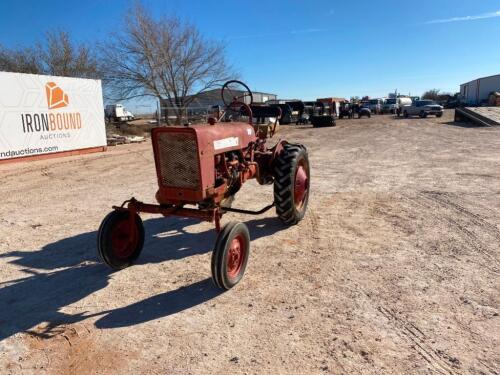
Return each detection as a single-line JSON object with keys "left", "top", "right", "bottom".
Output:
{"left": 97, "top": 81, "right": 310, "bottom": 290}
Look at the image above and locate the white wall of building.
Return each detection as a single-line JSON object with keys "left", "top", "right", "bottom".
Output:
{"left": 460, "top": 74, "right": 500, "bottom": 105}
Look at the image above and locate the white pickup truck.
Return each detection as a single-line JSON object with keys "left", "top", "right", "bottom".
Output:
{"left": 402, "top": 100, "right": 443, "bottom": 118}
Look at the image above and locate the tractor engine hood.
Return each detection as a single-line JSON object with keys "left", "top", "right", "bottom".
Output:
{"left": 190, "top": 121, "right": 257, "bottom": 154}
{"left": 151, "top": 121, "right": 258, "bottom": 205}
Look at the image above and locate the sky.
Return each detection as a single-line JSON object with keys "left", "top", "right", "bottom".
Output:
{"left": 1, "top": 0, "right": 499, "bottom": 111}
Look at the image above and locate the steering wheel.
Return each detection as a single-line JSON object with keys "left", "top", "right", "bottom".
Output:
{"left": 221, "top": 80, "right": 254, "bottom": 109}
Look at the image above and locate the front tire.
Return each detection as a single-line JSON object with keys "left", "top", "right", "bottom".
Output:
{"left": 211, "top": 222, "right": 250, "bottom": 290}
{"left": 273, "top": 143, "right": 310, "bottom": 225}
{"left": 97, "top": 210, "right": 145, "bottom": 270}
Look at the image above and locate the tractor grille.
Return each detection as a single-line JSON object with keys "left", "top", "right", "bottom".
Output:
{"left": 156, "top": 132, "right": 200, "bottom": 189}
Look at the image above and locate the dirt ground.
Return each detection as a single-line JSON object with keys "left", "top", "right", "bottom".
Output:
{"left": 1, "top": 110, "right": 499, "bottom": 374}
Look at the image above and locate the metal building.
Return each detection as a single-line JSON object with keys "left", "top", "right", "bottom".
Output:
{"left": 159, "top": 89, "right": 277, "bottom": 123}
{"left": 460, "top": 74, "right": 500, "bottom": 105}
{"left": 160, "top": 89, "right": 276, "bottom": 109}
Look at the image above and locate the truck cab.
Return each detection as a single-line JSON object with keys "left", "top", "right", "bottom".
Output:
{"left": 367, "top": 99, "right": 382, "bottom": 114}
{"left": 105, "top": 104, "right": 135, "bottom": 122}
{"left": 382, "top": 98, "right": 397, "bottom": 114}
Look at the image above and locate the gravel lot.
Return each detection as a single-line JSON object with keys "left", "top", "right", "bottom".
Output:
{"left": 1, "top": 110, "right": 499, "bottom": 374}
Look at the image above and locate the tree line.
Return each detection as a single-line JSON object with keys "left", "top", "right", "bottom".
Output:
{"left": 0, "top": 3, "right": 235, "bottom": 124}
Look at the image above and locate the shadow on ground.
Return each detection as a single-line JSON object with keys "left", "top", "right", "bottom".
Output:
{"left": 0, "top": 215, "right": 285, "bottom": 340}
{"left": 442, "top": 120, "right": 487, "bottom": 128}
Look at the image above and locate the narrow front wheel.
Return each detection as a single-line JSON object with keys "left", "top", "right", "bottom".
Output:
{"left": 211, "top": 222, "right": 250, "bottom": 290}
{"left": 97, "top": 210, "right": 145, "bottom": 270}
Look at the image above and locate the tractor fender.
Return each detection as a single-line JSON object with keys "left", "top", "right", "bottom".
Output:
{"left": 270, "top": 139, "right": 287, "bottom": 166}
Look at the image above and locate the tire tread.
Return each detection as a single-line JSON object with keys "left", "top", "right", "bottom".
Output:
{"left": 273, "top": 143, "right": 309, "bottom": 225}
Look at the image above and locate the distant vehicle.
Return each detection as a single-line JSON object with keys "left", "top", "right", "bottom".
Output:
{"left": 339, "top": 102, "right": 354, "bottom": 119}
{"left": 296, "top": 111, "right": 309, "bottom": 124}
{"left": 105, "top": 104, "right": 135, "bottom": 122}
{"left": 444, "top": 99, "right": 461, "bottom": 109}
{"left": 303, "top": 101, "right": 326, "bottom": 124}
{"left": 442, "top": 93, "right": 463, "bottom": 108}
{"left": 367, "top": 99, "right": 383, "bottom": 114}
{"left": 307, "top": 101, "right": 336, "bottom": 127}
{"left": 285, "top": 101, "right": 307, "bottom": 124}
{"left": 395, "top": 97, "right": 413, "bottom": 117}
{"left": 269, "top": 103, "right": 293, "bottom": 124}
{"left": 382, "top": 98, "right": 397, "bottom": 114}
{"left": 355, "top": 102, "right": 371, "bottom": 118}
{"left": 402, "top": 100, "right": 444, "bottom": 118}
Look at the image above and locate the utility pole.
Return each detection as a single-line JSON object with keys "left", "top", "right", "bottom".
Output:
{"left": 157, "top": 97, "right": 161, "bottom": 126}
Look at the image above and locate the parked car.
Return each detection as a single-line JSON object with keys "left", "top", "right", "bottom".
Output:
{"left": 402, "top": 100, "right": 444, "bottom": 118}
{"left": 105, "top": 104, "right": 135, "bottom": 122}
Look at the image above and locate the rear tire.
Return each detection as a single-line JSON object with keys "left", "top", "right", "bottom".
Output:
{"left": 273, "top": 143, "right": 310, "bottom": 225}
{"left": 404, "top": 111, "right": 409, "bottom": 118}
{"left": 97, "top": 210, "right": 145, "bottom": 270}
{"left": 211, "top": 222, "right": 250, "bottom": 290}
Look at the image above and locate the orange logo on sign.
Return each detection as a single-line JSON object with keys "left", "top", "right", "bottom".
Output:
{"left": 45, "top": 82, "right": 69, "bottom": 109}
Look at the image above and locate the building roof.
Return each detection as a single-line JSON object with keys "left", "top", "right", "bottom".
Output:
{"left": 160, "top": 88, "right": 277, "bottom": 108}
{"left": 461, "top": 73, "right": 500, "bottom": 86}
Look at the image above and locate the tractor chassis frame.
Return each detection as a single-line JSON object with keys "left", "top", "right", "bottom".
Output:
{"left": 113, "top": 197, "right": 275, "bottom": 233}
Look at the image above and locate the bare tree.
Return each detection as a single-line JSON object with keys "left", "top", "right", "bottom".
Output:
{"left": 102, "top": 4, "right": 235, "bottom": 124}
{"left": 0, "top": 31, "right": 101, "bottom": 79}
{"left": 0, "top": 45, "right": 43, "bottom": 74}
{"left": 422, "top": 89, "right": 440, "bottom": 101}
{"left": 42, "top": 31, "right": 101, "bottom": 78}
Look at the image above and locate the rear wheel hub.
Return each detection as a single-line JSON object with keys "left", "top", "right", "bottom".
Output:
{"left": 294, "top": 163, "right": 309, "bottom": 209}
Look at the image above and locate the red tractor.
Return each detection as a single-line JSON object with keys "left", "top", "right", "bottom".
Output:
{"left": 97, "top": 81, "right": 310, "bottom": 290}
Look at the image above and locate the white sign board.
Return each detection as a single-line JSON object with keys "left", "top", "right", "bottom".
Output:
{"left": 0, "top": 72, "right": 106, "bottom": 160}
{"left": 213, "top": 137, "right": 239, "bottom": 150}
